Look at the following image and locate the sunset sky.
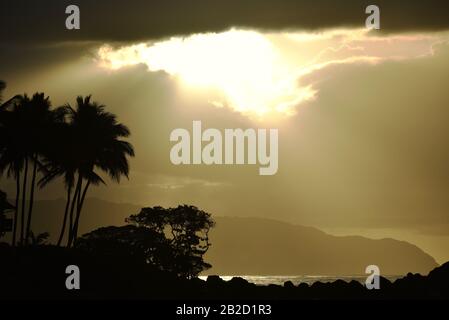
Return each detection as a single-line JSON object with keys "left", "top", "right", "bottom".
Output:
{"left": 1, "top": 1, "right": 449, "bottom": 263}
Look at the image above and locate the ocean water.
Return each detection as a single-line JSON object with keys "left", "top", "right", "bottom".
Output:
{"left": 198, "top": 275, "right": 403, "bottom": 286}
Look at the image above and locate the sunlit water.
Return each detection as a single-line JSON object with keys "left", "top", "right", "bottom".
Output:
{"left": 198, "top": 275, "right": 403, "bottom": 286}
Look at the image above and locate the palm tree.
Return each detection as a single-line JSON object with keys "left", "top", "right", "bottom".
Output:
{"left": 22, "top": 93, "right": 54, "bottom": 244}
{"left": 41, "top": 96, "right": 134, "bottom": 247}
{"left": 68, "top": 96, "right": 134, "bottom": 246}
{"left": 0, "top": 92, "right": 27, "bottom": 246}
{"left": 0, "top": 91, "right": 54, "bottom": 245}
{"left": 39, "top": 111, "right": 77, "bottom": 246}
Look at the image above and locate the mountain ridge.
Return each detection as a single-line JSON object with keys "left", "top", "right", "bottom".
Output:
{"left": 5, "top": 198, "right": 437, "bottom": 276}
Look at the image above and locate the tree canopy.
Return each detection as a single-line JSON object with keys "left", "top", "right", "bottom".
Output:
{"left": 76, "top": 205, "right": 215, "bottom": 278}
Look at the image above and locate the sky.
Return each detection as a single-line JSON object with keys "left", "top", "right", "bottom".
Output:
{"left": 1, "top": 0, "right": 449, "bottom": 263}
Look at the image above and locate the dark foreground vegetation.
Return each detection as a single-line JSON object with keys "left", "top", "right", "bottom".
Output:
{"left": 2, "top": 82, "right": 449, "bottom": 301}
{"left": 1, "top": 244, "right": 448, "bottom": 300}
{"left": 0, "top": 81, "right": 134, "bottom": 248}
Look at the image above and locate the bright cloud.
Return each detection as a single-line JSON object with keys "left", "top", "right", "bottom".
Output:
{"left": 97, "top": 29, "right": 444, "bottom": 118}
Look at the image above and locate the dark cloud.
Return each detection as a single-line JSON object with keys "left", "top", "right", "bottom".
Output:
{"left": 1, "top": 0, "right": 449, "bottom": 45}
{"left": 0, "top": 42, "right": 96, "bottom": 78}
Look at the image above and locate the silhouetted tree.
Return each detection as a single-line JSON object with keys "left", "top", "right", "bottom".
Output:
{"left": 76, "top": 206, "right": 215, "bottom": 278}
{"left": 38, "top": 108, "right": 76, "bottom": 246}
{"left": 0, "top": 81, "right": 21, "bottom": 246}
{"left": 1, "top": 87, "right": 134, "bottom": 248}
{"left": 75, "top": 225, "right": 171, "bottom": 263}
{"left": 41, "top": 96, "right": 134, "bottom": 247}
{"left": 0, "top": 93, "right": 28, "bottom": 246}
{"left": 126, "top": 205, "right": 215, "bottom": 278}
{"left": 69, "top": 96, "right": 134, "bottom": 247}
{"left": 0, "top": 90, "right": 62, "bottom": 245}
{"left": 21, "top": 93, "right": 55, "bottom": 244}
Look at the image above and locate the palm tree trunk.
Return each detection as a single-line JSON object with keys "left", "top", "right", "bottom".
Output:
{"left": 12, "top": 170, "right": 20, "bottom": 247}
{"left": 71, "top": 180, "right": 90, "bottom": 244}
{"left": 20, "top": 157, "right": 29, "bottom": 245}
{"left": 57, "top": 186, "right": 72, "bottom": 246}
{"left": 67, "top": 175, "right": 82, "bottom": 247}
{"left": 25, "top": 154, "right": 38, "bottom": 244}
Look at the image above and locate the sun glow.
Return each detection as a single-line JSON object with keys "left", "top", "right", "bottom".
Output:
{"left": 97, "top": 28, "right": 442, "bottom": 118}
{"left": 97, "top": 30, "right": 316, "bottom": 117}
